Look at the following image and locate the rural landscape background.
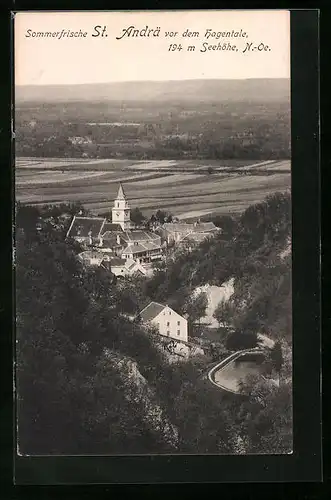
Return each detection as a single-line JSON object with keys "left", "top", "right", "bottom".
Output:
{"left": 16, "top": 77, "right": 292, "bottom": 456}
{"left": 15, "top": 79, "right": 290, "bottom": 219}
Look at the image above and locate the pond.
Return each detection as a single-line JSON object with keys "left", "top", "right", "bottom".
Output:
{"left": 212, "top": 352, "right": 265, "bottom": 394}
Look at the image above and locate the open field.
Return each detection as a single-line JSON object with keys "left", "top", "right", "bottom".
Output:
{"left": 15, "top": 157, "right": 291, "bottom": 219}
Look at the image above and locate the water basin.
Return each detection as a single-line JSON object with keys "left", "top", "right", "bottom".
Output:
{"left": 212, "top": 352, "right": 265, "bottom": 394}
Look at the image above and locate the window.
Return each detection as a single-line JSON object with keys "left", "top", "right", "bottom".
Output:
{"left": 169, "top": 311, "right": 171, "bottom": 315}
{"left": 167, "top": 331, "right": 170, "bottom": 336}
{"left": 157, "top": 323, "right": 160, "bottom": 329}
{"left": 177, "top": 330, "right": 180, "bottom": 336}
{"left": 167, "top": 322, "right": 170, "bottom": 327}
{"left": 177, "top": 321, "right": 180, "bottom": 326}
{"left": 117, "top": 202, "right": 119, "bottom": 208}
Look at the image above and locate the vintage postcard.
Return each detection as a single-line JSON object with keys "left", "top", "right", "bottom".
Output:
{"left": 14, "top": 10, "right": 292, "bottom": 457}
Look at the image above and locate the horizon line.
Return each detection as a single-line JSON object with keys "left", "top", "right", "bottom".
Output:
{"left": 16, "top": 77, "right": 290, "bottom": 87}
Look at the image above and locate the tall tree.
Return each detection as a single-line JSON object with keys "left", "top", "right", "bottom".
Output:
{"left": 185, "top": 292, "right": 208, "bottom": 326}
{"left": 130, "top": 207, "right": 146, "bottom": 226}
{"left": 213, "top": 300, "right": 233, "bottom": 327}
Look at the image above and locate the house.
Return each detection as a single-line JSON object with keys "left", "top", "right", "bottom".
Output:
{"left": 66, "top": 216, "right": 106, "bottom": 245}
{"left": 177, "top": 231, "right": 213, "bottom": 252}
{"left": 124, "top": 259, "right": 148, "bottom": 276}
{"left": 66, "top": 217, "right": 125, "bottom": 248}
{"left": 66, "top": 183, "right": 131, "bottom": 243}
{"left": 77, "top": 250, "right": 105, "bottom": 267}
{"left": 159, "top": 223, "right": 193, "bottom": 245}
{"left": 160, "top": 221, "right": 220, "bottom": 246}
{"left": 98, "top": 232, "right": 124, "bottom": 254}
{"left": 139, "top": 301, "right": 188, "bottom": 343}
{"left": 66, "top": 183, "right": 163, "bottom": 263}
{"left": 108, "top": 257, "right": 147, "bottom": 277}
{"left": 98, "top": 230, "right": 163, "bottom": 262}
{"left": 106, "top": 256, "right": 127, "bottom": 276}
{"left": 120, "top": 231, "right": 163, "bottom": 262}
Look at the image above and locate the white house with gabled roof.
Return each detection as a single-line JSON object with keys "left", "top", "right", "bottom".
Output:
{"left": 139, "top": 301, "right": 188, "bottom": 343}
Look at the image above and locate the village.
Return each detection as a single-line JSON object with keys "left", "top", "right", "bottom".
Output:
{"left": 64, "top": 182, "right": 231, "bottom": 360}
{"left": 15, "top": 9, "right": 295, "bottom": 460}
{"left": 66, "top": 182, "right": 221, "bottom": 274}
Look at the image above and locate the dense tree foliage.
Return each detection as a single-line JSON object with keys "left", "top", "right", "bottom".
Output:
{"left": 16, "top": 100, "right": 290, "bottom": 160}
{"left": 185, "top": 292, "right": 209, "bottom": 329}
{"left": 144, "top": 192, "right": 291, "bottom": 341}
{"left": 16, "top": 190, "right": 292, "bottom": 455}
{"left": 150, "top": 210, "right": 173, "bottom": 225}
{"left": 130, "top": 207, "right": 146, "bottom": 226}
{"left": 16, "top": 220, "right": 176, "bottom": 454}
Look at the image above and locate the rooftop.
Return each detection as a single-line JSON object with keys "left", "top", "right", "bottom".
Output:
{"left": 123, "top": 243, "right": 150, "bottom": 254}
{"left": 109, "top": 257, "right": 126, "bottom": 266}
{"left": 122, "top": 231, "right": 160, "bottom": 242}
{"left": 181, "top": 232, "right": 211, "bottom": 243}
{"left": 139, "top": 301, "right": 166, "bottom": 322}
{"left": 102, "top": 223, "right": 123, "bottom": 233}
{"left": 123, "top": 241, "right": 161, "bottom": 254}
{"left": 116, "top": 183, "right": 126, "bottom": 200}
{"left": 193, "top": 222, "right": 218, "bottom": 232}
{"left": 163, "top": 221, "right": 218, "bottom": 233}
{"left": 125, "top": 260, "right": 137, "bottom": 270}
{"left": 78, "top": 250, "right": 105, "bottom": 266}
{"left": 66, "top": 216, "right": 106, "bottom": 238}
{"left": 163, "top": 223, "right": 193, "bottom": 233}
{"left": 101, "top": 232, "right": 123, "bottom": 246}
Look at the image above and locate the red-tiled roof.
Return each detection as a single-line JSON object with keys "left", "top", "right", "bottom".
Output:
{"left": 139, "top": 301, "right": 166, "bottom": 322}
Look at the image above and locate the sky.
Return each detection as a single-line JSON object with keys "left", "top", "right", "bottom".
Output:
{"left": 15, "top": 10, "right": 290, "bottom": 85}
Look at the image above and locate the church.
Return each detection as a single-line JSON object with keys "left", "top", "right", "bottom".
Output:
{"left": 66, "top": 183, "right": 163, "bottom": 264}
{"left": 111, "top": 182, "right": 132, "bottom": 230}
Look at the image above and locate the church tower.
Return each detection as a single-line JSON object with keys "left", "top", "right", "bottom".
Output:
{"left": 112, "top": 183, "right": 131, "bottom": 230}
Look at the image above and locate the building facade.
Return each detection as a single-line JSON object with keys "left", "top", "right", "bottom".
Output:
{"left": 120, "top": 231, "right": 163, "bottom": 262}
{"left": 108, "top": 257, "right": 147, "bottom": 277}
{"left": 139, "top": 301, "right": 188, "bottom": 343}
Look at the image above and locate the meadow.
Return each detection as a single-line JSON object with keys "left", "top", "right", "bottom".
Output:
{"left": 15, "top": 157, "right": 291, "bottom": 219}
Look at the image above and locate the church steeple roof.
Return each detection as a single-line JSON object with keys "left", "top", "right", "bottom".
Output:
{"left": 116, "top": 183, "right": 126, "bottom": 200}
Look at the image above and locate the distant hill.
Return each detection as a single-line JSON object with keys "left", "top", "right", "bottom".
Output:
{"left": 15, "top": 79, "right": 290, "bottom": 103}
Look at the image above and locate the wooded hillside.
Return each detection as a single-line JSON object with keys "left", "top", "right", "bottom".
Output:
{"left": 16, "top": 191, "right": 292, "bottom": 455}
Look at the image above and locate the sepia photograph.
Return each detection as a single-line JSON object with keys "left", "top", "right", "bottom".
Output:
{"left": 14, "top": 10, "right": 292, "bottom": 457}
